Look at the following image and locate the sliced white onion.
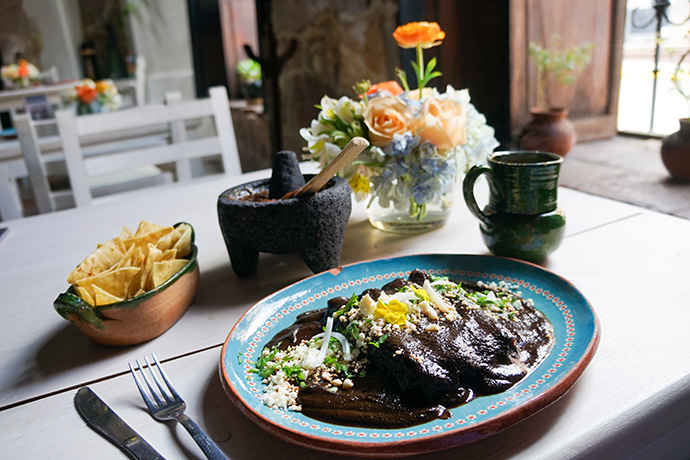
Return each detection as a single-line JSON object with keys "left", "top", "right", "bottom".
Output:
{"left": 310, "top": 317, "right": 352, "bottom": 365}
{"left": 423, "top": 279, "right": 452, "bottom": 313}
{"left": 315, "top": 316, "right": 334, "bottom": 366}
{"left": 389, "top": 291, "right": 418, "bottom": 303}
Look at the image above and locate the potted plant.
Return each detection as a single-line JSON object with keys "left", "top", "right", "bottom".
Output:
{"left": 519, "top": 35, "right": 593, "bottom": 157}
{"left": 236, "top": 58, "right": 262, "bottom": 106}
{"left": 662, "top": 45, "right": 690, "bottom": 180}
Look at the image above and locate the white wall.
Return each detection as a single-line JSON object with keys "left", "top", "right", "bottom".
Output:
{"left": 124, "top": 0, "right": 195, "bottom": 103}
{"left": 21, "top": 0, "right": 195, "bottom": 104}
{"left": 24, "top": 0, "right": 82, "bottom": 81}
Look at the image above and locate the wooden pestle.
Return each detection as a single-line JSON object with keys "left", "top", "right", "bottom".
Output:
{"left": 282, "top": 137, "right": 370, "bottom": 199}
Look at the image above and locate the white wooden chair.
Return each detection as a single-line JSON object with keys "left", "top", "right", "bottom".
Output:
{"left": 135, "top": 56, "right": 147, "bottom": 106}
{"left": 55, "top": 85, "right": 240, "bottom": 208}
{"left": 115, "top": 56, "right": 147, "bottom": 108}
{"left": 2, "top": 114, "right": 173, "bottom": 219}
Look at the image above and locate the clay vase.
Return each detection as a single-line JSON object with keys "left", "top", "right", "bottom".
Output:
{"left": 661, "top": 118, "right": 690, "bottom": 181}
{"left": 519, "top": 107, "right": 576, "bottom": 157}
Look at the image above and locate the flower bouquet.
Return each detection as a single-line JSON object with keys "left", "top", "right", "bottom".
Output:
{"left": 64, "top": 79, "right": 122, "bottom": 115}
{"left": 1, "top": 59, "right": 40, "bottom": 89}
{"left": 300, "top": 22, "right": 498, "bottom": 233}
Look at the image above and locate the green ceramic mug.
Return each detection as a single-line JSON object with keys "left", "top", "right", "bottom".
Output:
{"left": 463, "top": 151, "right": 566, "bottom": 262}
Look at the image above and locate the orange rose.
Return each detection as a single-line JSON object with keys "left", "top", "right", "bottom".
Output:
{"left": 363, "top": 96, "right": 413, "bottom": 147}
{"left": 393, "top": 22, "right": 445, "bottom": 49}
{"left": 413, "top": 97, "right": 466, "bottom": 150}
{"left": 366, "top": 80, "right": 404, "bottom": 96}
{"left": 17, "top": 62, "right": 29, "bottom": 78}
{"left": 406, "top": 88, "right": 434, "bottom": 101}
{"left": 77, "top": 85, "right": 98, "bottom": 104}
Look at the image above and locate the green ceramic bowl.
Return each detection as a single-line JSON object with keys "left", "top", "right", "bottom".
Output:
{"left": 54, "top": 223, "right": 200, "bottom": 346}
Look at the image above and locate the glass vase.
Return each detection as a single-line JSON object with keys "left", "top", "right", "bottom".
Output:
{"left": 77, "top": 102, "right": 103, "bottom": 115}
{"left": 366, "top": 181, "right": 455, "bottom": 234}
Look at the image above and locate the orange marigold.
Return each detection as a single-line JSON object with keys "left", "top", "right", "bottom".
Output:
{"left": 393, "top": 21, "right": 445, "bottom": 49}
{"left": 366, "top": 80, "right": 404, "bottom": 96}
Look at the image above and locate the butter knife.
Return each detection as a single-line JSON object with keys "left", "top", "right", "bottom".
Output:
{"left": 75, "top": 387, "right": 166, "bottom": 460}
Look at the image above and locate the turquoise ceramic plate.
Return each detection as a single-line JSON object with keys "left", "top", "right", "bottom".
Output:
{"left": 220, "top": 254, "right": 600, "bottom": 457}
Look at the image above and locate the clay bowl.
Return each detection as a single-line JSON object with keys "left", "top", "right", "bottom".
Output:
{"left": 217, "top": 174, "right": 352, "bottom": 277}
{"left": 54, "top": 244, "right": 199, "bottom": 346}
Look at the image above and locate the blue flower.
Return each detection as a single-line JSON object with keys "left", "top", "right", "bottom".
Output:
{"left": 398, "top": 93, "right": 423, "bottom": 116}
{"left": 385, "top": 132, "right": 420, "bottom": 157}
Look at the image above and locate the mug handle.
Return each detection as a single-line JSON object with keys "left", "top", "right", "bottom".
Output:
{"left": 462, "top": 164, "right": 494, "bottom": 227}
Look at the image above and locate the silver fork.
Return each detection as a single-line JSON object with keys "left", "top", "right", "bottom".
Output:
{"left": 129, "top": 354, "right": 228, "bottom": 460}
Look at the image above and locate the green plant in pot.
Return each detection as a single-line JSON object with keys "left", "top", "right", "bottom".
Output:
{"left": 662, "top": 44, "right": 690, "bottom": 181}
{"left": 236, "top": 58, "right": 263, "bottom": 105}
{"left": 519, "top": 35, "right": 593, "bottom": 157}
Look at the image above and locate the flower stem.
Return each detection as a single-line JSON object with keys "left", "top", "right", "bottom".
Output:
{"left": 416, "top": 44, "right": 424, "bottom": 90}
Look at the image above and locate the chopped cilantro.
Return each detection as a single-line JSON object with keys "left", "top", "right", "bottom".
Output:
{"left": 335, "top": 293, "right": 359, "bottom": 318}
{"left": 369, "top": 333, "right": 389, "bottom": 349}
{"left": 254, "top": 343, "right": 280, "bottom": 372}
{"left": 344, "top": 322, "right": 359, "bottom": 341}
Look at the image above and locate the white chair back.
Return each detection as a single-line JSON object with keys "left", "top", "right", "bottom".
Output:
{"left": 55, "top": 86, "right": 240, "bottom": 208}
{"left": 13, "top": 115, "right": 54, "bottom": 214}
{"left": 135, "top": 56, "right": 146, "bottom": 106}
{"left": 7, "top": 113, "right": 172, "bottom": 219}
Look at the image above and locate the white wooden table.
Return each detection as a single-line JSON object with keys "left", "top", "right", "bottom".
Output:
{"left": 0, "top": 167, "right": 689, "bottom": 460}
{"left": 0, "top": 81, "right": 75, "bottom": 113}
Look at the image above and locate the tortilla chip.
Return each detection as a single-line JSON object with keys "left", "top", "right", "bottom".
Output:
{"left": 134, "top": 221, "right": 166, "bottom": 236}
{"left": 67, "top": 238, "right": 126, "bottom": 284}
{"left": 120, "top": 226, "right": 134, "bottom": 239}
{"left": 91, "top": 266, "right": 141, "bottom": 299}
{"left": 126, "top": 227, "right": 175, "bottom": 252}
{"left": 69, "top": 221, "right": 193, "bottom": 305}
{"left": 92, "top": 284, "right": 124, "bottom": 306}
{"left": 138, "top": 244, "right": 162, "bottom": 292}
{"left": 171, "top": 225, "right": 192, "bottom": 258}
{"left": 74, "top": 286, "right": 94, "bottom": 306}
{"left": 124, "top": 247, "right": 147, "bottom": 298}
{"left": 151, "top": 259, "right": 188, "bottom": 288}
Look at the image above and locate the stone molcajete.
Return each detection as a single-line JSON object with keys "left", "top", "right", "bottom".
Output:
{"left": 217, "top": 151, "right": 352, "bottom": 276}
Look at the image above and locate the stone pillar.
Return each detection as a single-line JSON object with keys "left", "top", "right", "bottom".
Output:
{"left": 270, "top": 0, "right": 399, "bottom": 153}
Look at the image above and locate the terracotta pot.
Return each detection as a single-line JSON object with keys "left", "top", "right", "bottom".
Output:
{"left": 661, "top": 118, "right": 690, "bottom": 181}
{"left": 519, "top": 107, "right": 576, "bottom": 157}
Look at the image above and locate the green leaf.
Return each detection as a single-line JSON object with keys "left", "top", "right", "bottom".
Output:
{"left": 421, "top": 71, "right": 442, "bottom": 87}
{"left": 426, "top": 57, "right": 437, "bottom": 73}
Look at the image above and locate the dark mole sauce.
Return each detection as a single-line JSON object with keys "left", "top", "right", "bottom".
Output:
{"left": 265, "top": 275, "right": 554, "bottom": 429}
{"left": 231, "top": 186, "right": 277, "bottom": 202}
